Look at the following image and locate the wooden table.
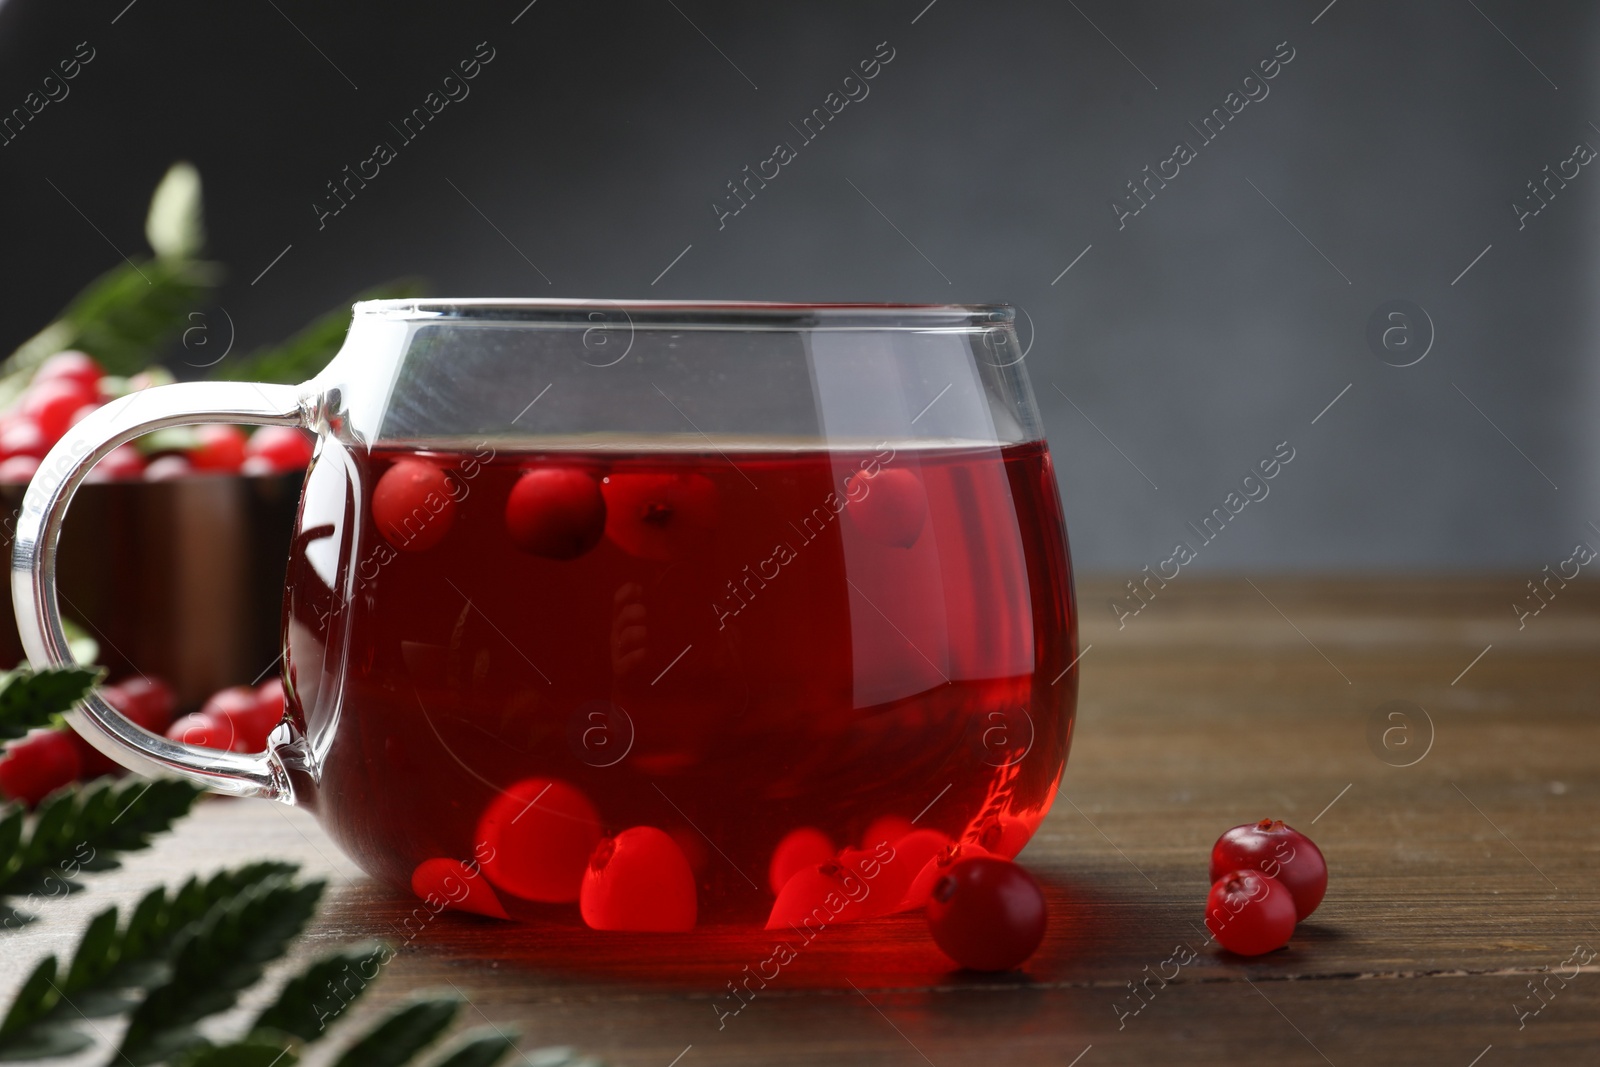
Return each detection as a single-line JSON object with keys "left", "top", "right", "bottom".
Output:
{"left": 5, "top": 578, "right": 1598, "bottom": 1065}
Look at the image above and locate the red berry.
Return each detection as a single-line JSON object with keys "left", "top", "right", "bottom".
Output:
{"left": 86, "top": 444, "right": 146, "bottom": 482}
{"left": 836, "top": 839, "right": 921, "bottom": 919}
{"left": 200, "top": 685, "right": 258, "bottom": 720}
{"left": 165, "top": 712, "right": 237, "bottom": 751}
{"left": 73, "top": 686, "right": 132, "bottom": 778}
{"left": 188, "top": 425, "right": 247, "bottom": 472}
{"left": 900, "top": 840, "right": 987, "bottom": 910}
{"left": 0, "top": 455, "right": 39, "bottom": 484}
{"left": 0, "top": 417, "right": 47, "bottom": 460}
{"left": 845, "top": 467, "right": 927, "bottom": 548}
{"left": 600, "top": 472, "right": 717, "bottom": 560}
{"left": 1210, "top": 819, "right": 1328, "bottom": 920}
{"left": 72, "top": 679, "right": 178, "bottom": 779}
{"left": 255, "top": 677, "right": 286, "bottom": 721}
{"left": 411, "top": 857, "right": 509, "bottom": 920}
{"left": 765, "top": 861, "right": 875, "bottom": 930}
{"left": 371, "top": 459, "right": 458, "bottom": 552}
{"left": 858, "top": 828, "right": 951, "bottom": 915}
{"left": 768, "top": 827, "right": 836, "bottom": 895}
{"left": 144, "top": 455, "right": 193, "bottom": 481}
{"left": 113, "top": 676, "right": 177, "bottom": 731}
{"left": 67, "top": 725, "right": 121, "bottom": 780}
{"left": 925, "top": 856, "right": 1047, "bottom": 971}
{"left": 0, "top": 729, "right": 83, "bottom": 805}
{"left": 22, "top": 379, "right": 96, "bottom": 443}
{"left": 68, "top": 403, "right": 101, "bottom": 429}
{"left": 201, "top": 686, "right": 277, "bottom": 751}
{"left": 580, "top": 826, "right": 698, "bottom": 932}
{"left": 476, "top": 778, "right": 601, "bottom": 903}
{"left": 861, "top": 814, "right": 917, "bottom": 850}
{"left": 1205, "top": 869, "right": 1297, "bottom": 956}
{"left": 33, "top": 351, "right": 103, "bottom": 392}
{"left": 975, "top": 814, "right": 1033, "bottom": 859}
{"left": 245, "top": 426, "right": 315, "bottom": 471}
{"left": 504, "top": 467, "right": 607, "bottom": 559}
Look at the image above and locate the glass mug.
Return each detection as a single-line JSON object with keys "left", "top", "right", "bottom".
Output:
{"left": 13, "top": 301, "right": 1078, "bottom": 931}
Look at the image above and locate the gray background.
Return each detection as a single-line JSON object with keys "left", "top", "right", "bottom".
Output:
{"left": 1, "top": 0, "right": 1595, "bottom": 572}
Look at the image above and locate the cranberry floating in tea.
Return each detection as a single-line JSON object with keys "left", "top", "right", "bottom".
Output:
{"left": 15, "top": 300, "right": 1080, "bottom": 936}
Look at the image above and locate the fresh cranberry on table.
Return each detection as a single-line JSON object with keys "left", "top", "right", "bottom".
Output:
{"left": 0, "top": 417, "right": 47, "bottom": 461}
{"left": 70, "top": 677, "right": 182, "bottom": 778}
{"left": 85, "top": 444, "right": 147, "bottom": 482}
{"left": 198, "top": 685, "right": 280, "bottom": 751}
{"left": 1205, "top": 868, "right": 1297, "bottom": 956}
{"left": 504, "top": 467, "right": 607, "bottom": 559}
{"left": 187, "top": 425, "right": 248, "bottom": 472}
{"left": 165, "top": 712, "right": 237, "bottom": 752}
{"left": 110, "top": 676, "right": 178, "bottom": 733}
{"left": 254, "top": 678, "right": 286, "bottom": 720}
{"left": 1210, "top": 818, "right": 1328, "bottom": 920}
{"left": 33, "top": 351, "right": 103, "bottom": 393}
{"left": 580, "top": 826, "right": 698, "bottom": 932}
{"left": 144, "top": 455, "right": 193, "bottom": 481}
{"left": 924, "top": 856, "right": 1048, "bottom": 971}
{"left": 0, "top": 729, "right": 82, "bottom": 806}
{"left": 245, "top": 426, "right": 315, "bottom": 472}
{"left": 372, "top": 458, "right": 458, "bottom": 552}
{"left": 0, "top": 455, "right": 40, "bottom": 485}
{"left": 22, "top": 379, "right": 96, "bottom": 443}
{"left": 72, "top": 685, "right": 134, "bottom": 779}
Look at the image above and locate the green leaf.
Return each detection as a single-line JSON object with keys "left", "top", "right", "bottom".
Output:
{"left": 175, "top": 1036, "right": 297, "bottom": 1067}
{"left": 118, "top": 874, "right": 325, "bottom": 1063}
{"left": 61, "top": 907, "right": 119, "bottom": 994}
{"left": 251, "top": 940, "right": 389, "bottom": 1042}
{"left": 0, "top": 864, "right": 303, "bottom": 1062}
{"left": 146, "top": 162, "right": 205, "bottom": 261}
{"left": 0, "top": 667, "right": 103, "bottom": 743}
{"left": 0, "top": 956, "right": 57, "bottom": 1040}
{"left": 0, "top": 1025, "right": 92, "bottom": 1062}
{"left": 426, "top": 1029, "right": 521, "bottom": 1067}
{"left": 214, "top": 279, "right": 424, "bottom": 384}
{"left": 525, "top": 1050, "right": 584, "bottom": 1067}
{"left": 0, "top": 256, "right": 221, "bottom": 401}
{"left": 0, "top": 777, "right": 203, "bottom": 924}
{"left": 329, "top": 993, "right": 461, "bottom": 1067}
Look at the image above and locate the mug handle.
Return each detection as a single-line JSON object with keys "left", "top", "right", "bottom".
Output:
{"left": 11, "top": 380, "right": 310, "bottom": 800}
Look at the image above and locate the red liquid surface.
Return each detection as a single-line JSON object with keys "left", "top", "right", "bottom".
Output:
{"left": 282, "top": 440, "right": 1078, "bottom": 927}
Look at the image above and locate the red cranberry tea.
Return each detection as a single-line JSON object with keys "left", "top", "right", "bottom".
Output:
{"left": 283, "top": 439, "right": 1078, "bottom": 930}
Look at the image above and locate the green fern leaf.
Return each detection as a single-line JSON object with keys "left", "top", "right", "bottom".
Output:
{"left": 174, "top": 1036, "right": 298, "bottom": 1067}
{"left": 329, "top": 992, "right": 461, "bottom": 1067}
{"left": 424, "top": 1028, "right": 522, "bottom": 1067}
{"left": 0, "top": 864, "right": 300, "bottom": 1060}
{"left": 0, "top": 778, "right": 203, "bottom": 911}
{"left": 251, "top": 940, "right": 389, "bottom": 1042}
{"left": 0, "top": 668, "right": 103, "bottom": 743}
{"left": 117, "top": 873, "right": 325, "bottom": 1063}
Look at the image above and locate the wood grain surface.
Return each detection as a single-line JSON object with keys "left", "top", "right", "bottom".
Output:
{"left": 3, "top": 577, "right": 1597, "bottom": 1065}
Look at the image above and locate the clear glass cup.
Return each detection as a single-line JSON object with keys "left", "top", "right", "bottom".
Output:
{"left": 13, "top": 300, "right": 1079, "bottom": 931}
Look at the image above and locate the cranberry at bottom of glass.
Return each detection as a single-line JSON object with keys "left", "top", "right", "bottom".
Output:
{"left": 283, "top": 440, "right": 1078, "bottom": 930}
